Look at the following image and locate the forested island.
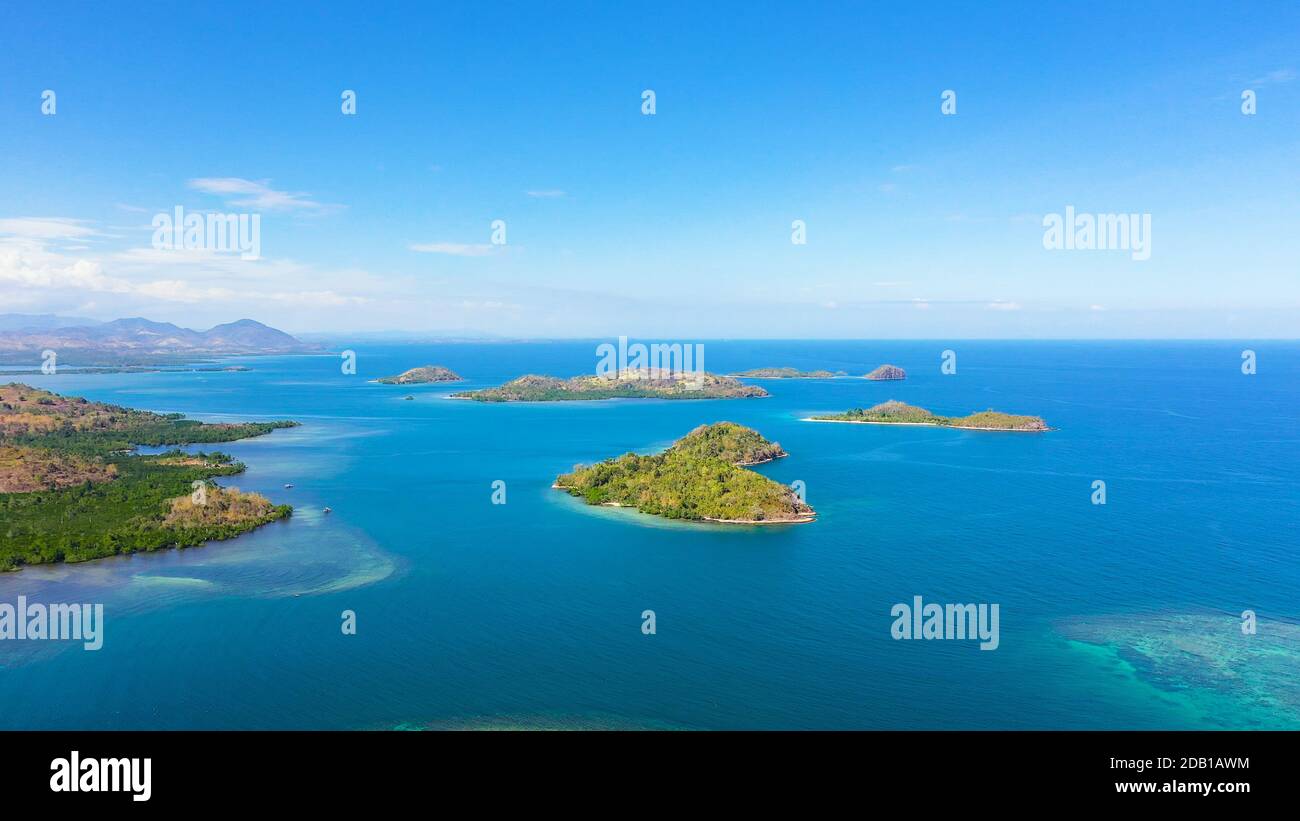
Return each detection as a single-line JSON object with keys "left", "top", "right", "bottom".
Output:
{"left": 374, "top": 365, "right": 463, "bottom": 384}
{"left": 452, "top": 371, "right": 768, "bottom": 402}
{"left": 554, "top": 422, "right": 814, "bottom": 524}
{"left": 864, "top": 364, "right": 906, "bottom": 380}
{"left": 808, "top": 400, "right": 1048, "bottom": 431}
{"left": 729, "top": 367, "right": 845, "bottom": 378}
{"left": 0, "top": 383, "right": 297, "bottom": 570}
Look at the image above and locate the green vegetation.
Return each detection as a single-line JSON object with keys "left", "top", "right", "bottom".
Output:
{"left": 454, "top": 372, "right": 768, "bottom": 402}
{"left": 554, "top": 422, "right": 813, "bottom": 523}
{"left": 730, "top": 367, "right": 843, "bottom": 378}
{"left": 811, "top": 400, "right": 1048, "bottom": 431}
{"left": 864, "top": 364, "right": 906, "bottom": 380}
{"left": 374, "top": 365, "right": 463, "bottom": 384}
{"left": 0, "top": 383, "right": 296, "bottom": 570}
{"left": 664, "top": 421, "right": 788, "bottom": 465}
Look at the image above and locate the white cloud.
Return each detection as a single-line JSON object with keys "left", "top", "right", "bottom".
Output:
{"left": 459, "top": 299, "right": 518, "bottom": 311}
{"left": 0, "top": 217, "right": 101, "bottom": 240}
{"left": 988, "top": 300, "right": 1022, "bottom": 311}
{"left": 187, "top": 178, "right": 334, "bottom": 212}
{"left": 131, "top": 278, "right": 366, "bottom": 306}
{"left": 1, "top": 222, "right": 371, "bottom": 315}
{"left": 113, "top": 246, "right": 266, "bottom": 270}
{"left": 408, "top": 242, "right": 496, "bottom": 257}
{"left": 0, "top": 237, "right": 127, "bottom": 293}
{"left": 1248, "top": 68, "right": 1296, "bottom": 85}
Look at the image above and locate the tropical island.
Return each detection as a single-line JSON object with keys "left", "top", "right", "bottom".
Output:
{"left": 808, "top": 400, "right": 1048, "bottom": 431}
{"left": 864, "top": 364, "right": 906, "bottom": 380}
{"left": 554, "top": 422, "right": 814, "bottom": 524}
{"left": 452, "top": 370, "right": 768, "bottom": 402}
{"left": 0, "top": 383, "right": 297, "bottom": 570}
{"left": 730, "top": 367, "right": 845, "bottom": 379}
{"left": 374, "top": 365, "right": 464, "bottom": 384}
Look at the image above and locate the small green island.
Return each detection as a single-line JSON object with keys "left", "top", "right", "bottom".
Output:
{"left": 808, "top": 400, "right": 1048, "bottom": 431}
{"left": 864, "top": 364, "right": 906, "bottom": 380}
{"left": 730, "top": 367, "right": 845, "bottom": 379}
{"left": 374, "top": 365, "right": 463, "bottom": 384}
{"left": 0, "top": 383, "right": 297, "bottom": 570}
{"left": 452, "top": 371, "right": 768, "bottom": 402}
{"left": 554, "top": 422, "right": 814, "bottom": 524}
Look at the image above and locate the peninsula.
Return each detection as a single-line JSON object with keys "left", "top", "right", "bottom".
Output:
{"left": 864, "top": 364, "right": 906, "bottom": 380}
{"left": 452, "top": 370, "right": 768, "bottom": 402}
{"left": 0, "top": 383, "right": 297, "bottom": 570}
{"left": 554, "top": 422, "right": 814, "bottom": 524}
{"left": 374, "top": 365, "right": 463, "bottom": 384}
{"left": 808, "top": 400, "right": 1048, "bottom": 431}
{"left": 730, "top": 367, "right": 845, "bottom": 379}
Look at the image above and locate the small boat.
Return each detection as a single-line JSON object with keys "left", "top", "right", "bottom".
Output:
{"left": 284, "top": 483, "right": 294, "bottom": 489}
{"left": 323, "top": 507, "right": 332, "bottom": 514}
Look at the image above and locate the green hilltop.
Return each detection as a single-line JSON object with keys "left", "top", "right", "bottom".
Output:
{"left": 555, "top": 422, "right": 813, "bottom": 524}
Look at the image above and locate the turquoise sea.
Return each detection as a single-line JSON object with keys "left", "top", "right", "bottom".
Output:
{"left": 1, "top": 340, "right": 1297, "bottom": 729}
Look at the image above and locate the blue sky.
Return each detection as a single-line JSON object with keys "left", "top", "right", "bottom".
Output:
{"left": 1, "top": 1, "right": 1298, "bottom": 337}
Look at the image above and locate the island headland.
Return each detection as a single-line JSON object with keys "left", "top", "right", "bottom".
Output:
{"left": 373, "top": 365, "right": 464, "bottom": 384}
{"left": 452, "top": 370, "right": 768, "bottom": 401}
{"left": 554, "top": 422, "right": 814, "bottom": 524}
{"left": 729, "top": 367, "right": 846, "bottom": 379}
{"left": 864, "top": 364, "right": 907, "bottom": 380}
{"left": 808, "top": 400, "right": 1048, "bottom": 431}
{"left": 0, "top": 383, "right": 297, "bottom": 570}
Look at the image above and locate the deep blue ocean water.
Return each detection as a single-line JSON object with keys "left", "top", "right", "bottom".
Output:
{"left": 1, "top": 340, "right": 1297, "bottom": 729}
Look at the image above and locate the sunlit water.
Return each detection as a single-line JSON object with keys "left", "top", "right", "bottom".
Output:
{"left": 1, "top": 340, "right": 1297, "bottom": 729}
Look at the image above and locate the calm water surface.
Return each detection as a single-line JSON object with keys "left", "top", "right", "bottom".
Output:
{"left": 1, "top": 340, "right": 1297, "bottom": 729}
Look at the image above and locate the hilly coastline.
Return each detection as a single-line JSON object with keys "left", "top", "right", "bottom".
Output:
{"left": 454, "top": 371, "right": 768, "bottom": 402}
{"left": 0, "top": 383, "right": 297, "bottom": 569}
{"left": 809, "top": 400, "right": 1048, "bottom": 431}
{"left": 0, "top": 315, "right": 320, "bottom": 364}
{"left": 374, "top": 365, "right": 463, "bottom": 384}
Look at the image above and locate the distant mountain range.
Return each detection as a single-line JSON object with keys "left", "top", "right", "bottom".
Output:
{"left": 0, "top": 313, "right": 104, "bottom": 332}
{"left": 0, "top": 315, "right": 320, "bottom": 361}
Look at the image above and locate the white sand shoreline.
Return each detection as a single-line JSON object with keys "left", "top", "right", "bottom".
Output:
{"left": 551, "top": 484, "right": 814, "bottom": 524}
